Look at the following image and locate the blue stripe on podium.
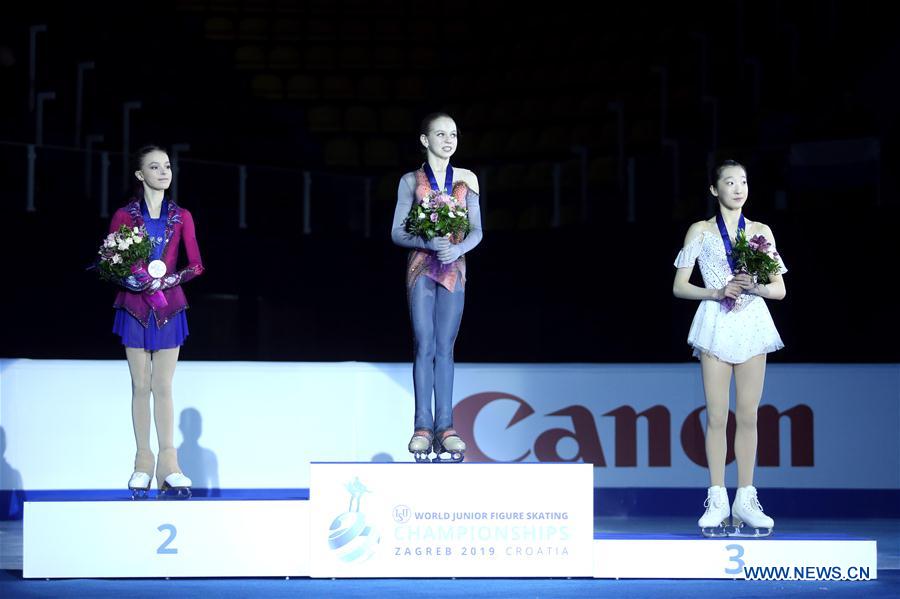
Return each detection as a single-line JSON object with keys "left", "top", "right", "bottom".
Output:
{"left": 4, "top": 487, "right": 898, "bottom": 519}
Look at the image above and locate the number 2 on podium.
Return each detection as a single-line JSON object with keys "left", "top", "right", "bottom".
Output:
{"left": 157, "top": 524, "right": 178, "bottom": 555}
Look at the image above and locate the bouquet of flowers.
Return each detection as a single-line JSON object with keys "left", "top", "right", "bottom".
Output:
{"left": 96, "top": 224, "right": 167, "bottom": 308}
{"left": 405, "top": 190, "right": 470, "bottom": 244}
{"left": 723, "top": 229, "right": 782, "bottom": 311}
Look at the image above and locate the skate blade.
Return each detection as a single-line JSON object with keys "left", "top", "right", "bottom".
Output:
{"left": 730, "top": 520, "right": 773, "bottom": 537}
{"left": 412, "top": 454, "right": 432, "bottom": 463}
{"left": 729, "top": 528, "right": 773, "bottom": 538}
{"left": 157, "top": 485, "right": 192, "bottom": 500}
{"left": 432, "top": 452, "right": 464, "bottom": 463}
{"left": 700, "top": 526, "right": 729, "bottom": 538}
{"left": 129, "top": 488, "right": 150, "bottom": 500}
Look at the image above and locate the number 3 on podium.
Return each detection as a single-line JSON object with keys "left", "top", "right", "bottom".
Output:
{"left": 724, "top": 543, "right": 745, "bottom": 575}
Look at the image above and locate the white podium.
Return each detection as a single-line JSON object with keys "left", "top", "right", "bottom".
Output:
{"left": 22, "top": 465, "right": 878, "bottom": 581}
{"left": 24, "top": 500, "right": 309, "bottom": 578}
{"left": 309, "top": 462, "right": 595, "bottom": 578}
{"left": 593, "top": 534, "right": 877, "bottom": 580}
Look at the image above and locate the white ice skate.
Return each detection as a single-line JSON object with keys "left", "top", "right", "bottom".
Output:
{"left": 698, "top": 485, "right": 730, "bottom": 537}
{"left": 128, "top": 471, "right": 152, "bottom": 500}
{"left": 158, "top": 472, "right": 192, "bottom": 499}
{"left": 432, "top": 429, "right": 466, "bottom": 463}
{"left": 409, "top": 429, "right": 434, "bottom": 463}
{"left": 731, "top": 485, "right": 774, "bottom": 537}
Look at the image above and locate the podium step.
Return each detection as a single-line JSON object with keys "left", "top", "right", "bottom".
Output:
{"left": 23, "top": 464, "right": 878, "bottom": 580}
{"left": 24, "top": 500, "right": 309, "bottom": 578}
{"left": 593, "top": 533, "right": 877, "bottom": 580}
{"left": 309, "top": 463, "right": 595, "bottom": 578}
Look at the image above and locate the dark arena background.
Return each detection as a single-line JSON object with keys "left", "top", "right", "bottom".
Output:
{"left": 0, "top": 1, "right": 897, "bottom": 597}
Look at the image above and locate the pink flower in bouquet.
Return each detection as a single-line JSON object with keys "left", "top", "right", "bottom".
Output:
{"left": 748, "top": 235, "right": 772, "bottom": 253}
{"left": 404, "top": 189, "right": 470, "bottom": 253}
{"left": 721, "top": 230, "right": 783, "bottom": 312}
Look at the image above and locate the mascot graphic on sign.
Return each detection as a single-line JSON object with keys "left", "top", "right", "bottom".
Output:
{"left": 328, "top": 477, "right": 381, "bottom": 563}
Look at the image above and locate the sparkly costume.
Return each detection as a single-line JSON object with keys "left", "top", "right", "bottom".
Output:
{"left": 109, "top": 197, "right": 203, "bottom": 349}
{"left": 674, "top": 226, "right": 787, "bottom": 364}
{"left": 391, "top": 169, "right": 483, "bottom": 433}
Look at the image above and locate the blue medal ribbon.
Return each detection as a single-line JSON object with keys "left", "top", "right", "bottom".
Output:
{"left": 423, "top": 163, "right": 453, "bottom": 194}
{"left": 716, "top": 212, "right": 745, "bottom": 272}
{"left": 141, "top": 197, "right": 168, "bottom": 261}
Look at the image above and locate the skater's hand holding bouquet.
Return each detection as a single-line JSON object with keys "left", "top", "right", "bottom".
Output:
{"left": 718, "top": 278, "right": 744, "bottom": 303}
{"left": 96, "top": 224, "right": 168, "bottom": 308}
{"left": 405, "top": 190, "right": 470, "bottom": 265}
{"left": 722, "top": 230, "right": 781, "bottom": 312}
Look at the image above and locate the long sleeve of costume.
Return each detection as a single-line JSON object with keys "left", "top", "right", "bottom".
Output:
{"left": 455, "top": 190, "right": 482, "bottom": 255}
{"left": 159, "top": 209, "right": 204, "bottom": 290}
{"left": 391, "top": 173, "right": 439, "bottom": 251}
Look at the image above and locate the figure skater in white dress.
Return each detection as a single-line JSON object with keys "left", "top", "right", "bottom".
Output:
{"left": 673, "top": 159, "right": 787, "bottom": 537}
